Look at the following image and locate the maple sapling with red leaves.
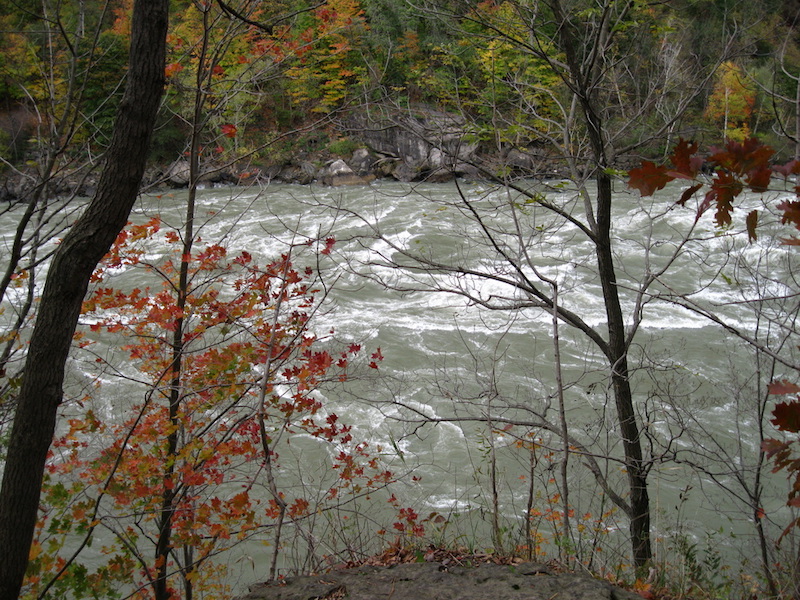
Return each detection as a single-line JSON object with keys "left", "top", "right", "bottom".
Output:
{"left": 26, "top": 216, "right": 396, "bottom": 599}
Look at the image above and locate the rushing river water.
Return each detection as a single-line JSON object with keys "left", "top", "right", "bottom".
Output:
{"left": 3, "top": 177, "right": 799, "bottom": 594}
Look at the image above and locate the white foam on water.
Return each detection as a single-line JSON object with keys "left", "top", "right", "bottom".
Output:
{"left": 422, "top": 494, "right": 473, "bottom": 511}
{"left": 3, "top": 180, "right": 795, "bottom": 593}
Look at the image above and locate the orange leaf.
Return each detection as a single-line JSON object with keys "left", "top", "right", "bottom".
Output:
{"left": 769, "top": 380, "right": 800, "bottom": 395}
{"left": 165, "top": 62, "right": 184, "bottom": 77}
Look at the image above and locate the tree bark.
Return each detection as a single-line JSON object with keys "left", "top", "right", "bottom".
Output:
{"left": 795, "top": 72, "right": 800, "bottom": 162}
{"left": 550, "top": 0, "right": 652, "bottom": 568}
{"left": 0, "top": 0, "right": 168, "bottom": 596}
{"left": 595, "top": 171, "right": 652, "bottom": 568}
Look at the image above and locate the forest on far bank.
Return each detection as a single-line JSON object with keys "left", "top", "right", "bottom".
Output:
{"left": 1, "top": 0, "right": 800, "bottom": 185}
{"left": 2, "top": 1, "right": 800, "bottom": 600}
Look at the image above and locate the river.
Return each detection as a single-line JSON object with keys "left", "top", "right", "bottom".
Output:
{"left": 3, "top": 177, "right": 798, "bottom": 595}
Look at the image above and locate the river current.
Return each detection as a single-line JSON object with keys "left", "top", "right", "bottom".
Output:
{"left": 3, "top": 177, "right": 798, "bottom": 593}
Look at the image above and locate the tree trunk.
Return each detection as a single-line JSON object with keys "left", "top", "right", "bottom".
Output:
{"left": 0, "top": 0, "right": 168, "bottom": 596}
{"left": 795, "top": 72, "right": 800, "bottom": 163}
{"left": 551, "top": 0, "right": 653, "bottom": 566}
{"left": 595, "top": 171, "right": 652, "bottom": 568}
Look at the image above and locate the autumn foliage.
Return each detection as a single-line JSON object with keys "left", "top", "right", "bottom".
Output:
{"left": 763, "top": 380, "right": 800, "bottom": 538}
{"left": 628, "top": 137, "right": 800, "bottom": 244}
{"left": 25, "top": 216, "right": 393, "bottom": 599}
{"left": 282, "top": 0, "right": 369, "bottom": 112}
{"left": 630, "top": 137, "right": 800, "bottom": 547}
{"left": 704, "top": 62, "right": 757, "bottom": 142}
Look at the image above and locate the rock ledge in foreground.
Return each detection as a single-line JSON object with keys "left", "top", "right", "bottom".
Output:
{"left": 236, "top": 562, "right": 642, "bottom": 600}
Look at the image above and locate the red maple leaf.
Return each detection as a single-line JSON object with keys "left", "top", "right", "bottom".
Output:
{"left": 321, "top": 237, "right": 336, "bottom": 255}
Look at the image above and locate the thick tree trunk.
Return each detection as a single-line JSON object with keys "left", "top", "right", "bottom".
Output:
{"left": 0, "top": 1, "right": 168, "bottom": 597}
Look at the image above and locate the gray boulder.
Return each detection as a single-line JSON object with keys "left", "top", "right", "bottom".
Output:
{"left": 166, "top": 159, "right": 191, "bottom": 186}
{"left": 349, "top": 148, "right": 376, "bottom": 176}
{"left": 320, "top": 159, "right": 371, "bottom": 186}
{"left": 278, "top": 161, "right": 317, "bottom": 185}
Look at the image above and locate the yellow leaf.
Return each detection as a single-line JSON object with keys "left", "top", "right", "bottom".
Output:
{"left": 29, "top": 540, "right": 43, "bottom": 561}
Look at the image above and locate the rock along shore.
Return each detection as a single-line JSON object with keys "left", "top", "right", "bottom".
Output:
{"left": 1, "top": 105, "right": 580, "bottom": 203}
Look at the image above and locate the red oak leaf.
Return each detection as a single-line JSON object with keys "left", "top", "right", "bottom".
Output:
{"left": 769, "top": 380, "right": 800, "bottom": 395}
{"left": 771, "top": 400, "right": 800, "bottom": 433}
{"left": 677, "top": 183, "right": 703, "bottom": 207}
{"left": 746, "top": 210, "right": 759, "bottom": 242}
{"left": 668, "top": 138, "right": 700, "bottom": 177}
{"left": 628, "top": 161, "right": 673, "bottom": 196}
{"left": 777, "top": 200, "right": 800, "bottom": 232}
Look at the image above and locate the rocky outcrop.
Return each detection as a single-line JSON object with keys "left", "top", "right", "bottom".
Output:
{"left": 0, "top": 167, "right": 102, "bottom": 203}
{"left": 236, "top": 562, "right": 642, "bottom": 600}
{"left": 240, "top": 105, "right": 485, "bottom": 187}
{"left": 0, "top": 105, "right": 573, "bottom": 201}
{"left": 343, "top": 106, "right": 481, "bottom": 182}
